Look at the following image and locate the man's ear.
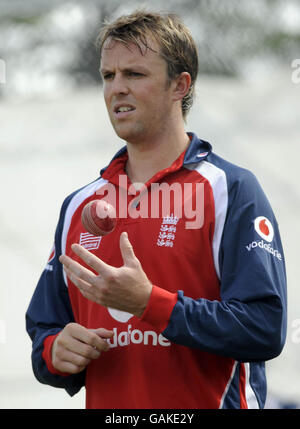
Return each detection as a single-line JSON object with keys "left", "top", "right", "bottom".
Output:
{"left": 172, "top": 72, "right": 192, "bottom": 102}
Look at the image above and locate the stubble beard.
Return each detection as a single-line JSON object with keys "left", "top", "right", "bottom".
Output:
{"left": 111, "top": 118, "right": 146, "bottom": 145}
{"left": 110, "top": 107, "right": 162, "bottom": 145}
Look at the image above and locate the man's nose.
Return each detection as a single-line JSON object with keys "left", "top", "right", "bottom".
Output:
{"left": 111, "top": 74, "right": 129, "bottom": 96}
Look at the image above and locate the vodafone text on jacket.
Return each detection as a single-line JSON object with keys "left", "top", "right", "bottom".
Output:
{"left": 107, "top": 324, "right": 171, "bottom": 348}
{"left": 246, "top": 240, "right": 282, "bottom": 261}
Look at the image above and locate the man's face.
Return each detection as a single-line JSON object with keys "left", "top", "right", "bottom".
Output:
{"left": 100, "top": 37, "right": 175, "bottom": 144}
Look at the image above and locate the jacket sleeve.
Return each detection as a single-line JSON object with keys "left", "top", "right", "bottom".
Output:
{"left": 142, "top": 168, "right": 287, "bottom": 362}
{"left": 25, "top": 194, "right": 85, "bottom": 396}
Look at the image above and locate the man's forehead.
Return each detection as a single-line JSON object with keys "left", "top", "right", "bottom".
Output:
{"left": 101, "top": 36, "right": 160, "bottom": 61}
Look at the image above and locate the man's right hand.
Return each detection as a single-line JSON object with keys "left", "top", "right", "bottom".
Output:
{"left": 51, "top": 323, "right": 114, "bottom": 374}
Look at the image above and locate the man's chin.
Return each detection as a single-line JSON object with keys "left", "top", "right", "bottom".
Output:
{"left": 113, "top": 125, "right": 143, "bottom": 144}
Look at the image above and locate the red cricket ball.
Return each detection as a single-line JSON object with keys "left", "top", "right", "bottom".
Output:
{"left": 81, "top": 199, "right": 117, "bottom": 236}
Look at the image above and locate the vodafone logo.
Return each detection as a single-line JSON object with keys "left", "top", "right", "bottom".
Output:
{"left": 254, "top": 216, "right": 274, "bottom": 242}
{"left": 106, "top": 309, "right": 171, "bottom": 349}
{"left": 246, "top": 216, "right": 282, "bottom": 261}
{"left": 108, "top": 324, "right": 171, "bottom": 349}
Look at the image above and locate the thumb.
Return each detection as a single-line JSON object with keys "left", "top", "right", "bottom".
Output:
{"left": 120, "top": 231, "right": 137, "bottom": 266}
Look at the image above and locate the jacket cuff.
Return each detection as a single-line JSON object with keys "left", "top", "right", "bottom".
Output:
{"left": 140, "top": 285, "right": 178, "bottom": 332}
{"left": 42, "top": 334, "right": 70, "bottom": 377}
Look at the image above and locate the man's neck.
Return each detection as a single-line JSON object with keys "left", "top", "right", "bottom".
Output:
{"left": 125, "top": 129, "right": 190, "bottom": 185}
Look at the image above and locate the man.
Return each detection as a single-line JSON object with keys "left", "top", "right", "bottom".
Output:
{"left": 26, "top": 10, "right": 287, "bottom": 409}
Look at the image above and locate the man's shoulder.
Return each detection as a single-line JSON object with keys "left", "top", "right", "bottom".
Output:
{"left": 186, "top": 134, "right": 258, "bottom": 191}
{"left": 207, "top": 152, "right": 260, "bottom": 192}
{"left": 60, "top": 176, "right": 107, "bottom": 215}
{"left": 208, "top": 152, "right": 255, "bottom": 179}
{"left": 205, "top": 151, "right": 272, "bottom": 215}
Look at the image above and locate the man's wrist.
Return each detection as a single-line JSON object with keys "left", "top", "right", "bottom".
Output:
{"left": 134, "top": 282, "right": 153, "bottom": 318}
{"left": 139, "top": 285, "right": 178, "bottom": 332}
{"left": 42, "top": 333, "right": 69, "bottom": 377}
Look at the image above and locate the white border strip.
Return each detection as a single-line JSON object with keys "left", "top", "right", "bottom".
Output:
{"left": 219, "top": 361, "right": 238, "bottom": 409}
{"left": 244, "top": 363, "right": 260, "bottom": 409}
{"left": 61, "top": 177, "right": 108, "bottom": 286}
{"left": 185, "top": 161, "right": 228, "bottom": 279}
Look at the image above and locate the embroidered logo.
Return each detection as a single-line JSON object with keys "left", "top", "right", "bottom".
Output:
{"left": 79, "top": 232, "right": 102, "bottom": 250}
{"left": 157, "top": 214, "right": 179, "bottom": 247}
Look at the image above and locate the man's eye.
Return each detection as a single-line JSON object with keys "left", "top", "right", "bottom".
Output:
{"left": 103, "top": 73, "right": 114, "bottom": 80}
{"left": 128, "top": 72, "right": 144, "bottom": 77}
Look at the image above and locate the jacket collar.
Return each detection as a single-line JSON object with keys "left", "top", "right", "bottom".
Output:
{"left": 100, "top": 132, "right": 212, "bottom": 177}
{"left": 184, "top": 132, "right": 212, "bottom": 165}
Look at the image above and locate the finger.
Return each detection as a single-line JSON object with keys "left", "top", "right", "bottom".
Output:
{"left": 89, "top": 328, "right": 114, "bottom": 352}
{"left": 56, "top": 349, "right": 92, "bottom": 368}
{"left": 59, "top": 254, "right": 97, "bottom": 284}
{"left": 92, "top": 328, "right": 114, "bottom": 337}
{"left": 76, "top": 326, "right": 112, "bottom": 353}
{"left": 90, "top": 328, "right": 114, "bottom": 339}
{"left": 119, "top": 231, "right": 137, "bottom": 266}
{"left": 55, "top": 359, "right": 87, "bottom": 375}
{"left": 63, "top": 336, "right": 101, "bottom": 360}
{"left": 71, "top": 243, "right": 111, "bottom": 276}
{"left": 90, "top": 335, "right": 111, "bottom": 353}
{"left": 66, "top": 323, "right": 111, "bottom": 353}
{"left": 63, "top": 266, "right": 94, "bottom": 298}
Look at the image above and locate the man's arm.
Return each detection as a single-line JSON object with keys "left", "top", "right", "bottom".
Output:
{"left": 25, "top": 195, "right": 90, "bottom": 395}
{"left": 25, "top": 251, "right": 86, "bottom": 395}
{"left": 156, "top": 169, "right": 287, "bottom": 361}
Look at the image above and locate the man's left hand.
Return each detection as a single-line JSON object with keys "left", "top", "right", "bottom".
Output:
{"left": 59, "top": 232, "right": 153, "bottom": 318}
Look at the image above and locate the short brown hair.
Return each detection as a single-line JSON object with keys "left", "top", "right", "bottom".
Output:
{"left": 96, "top": 10, "right": 199, "bottom": 118}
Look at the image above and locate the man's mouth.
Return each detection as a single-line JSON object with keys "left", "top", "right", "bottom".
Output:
{"left": 114, "top": 105, "right": 136, "bottom": 117}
